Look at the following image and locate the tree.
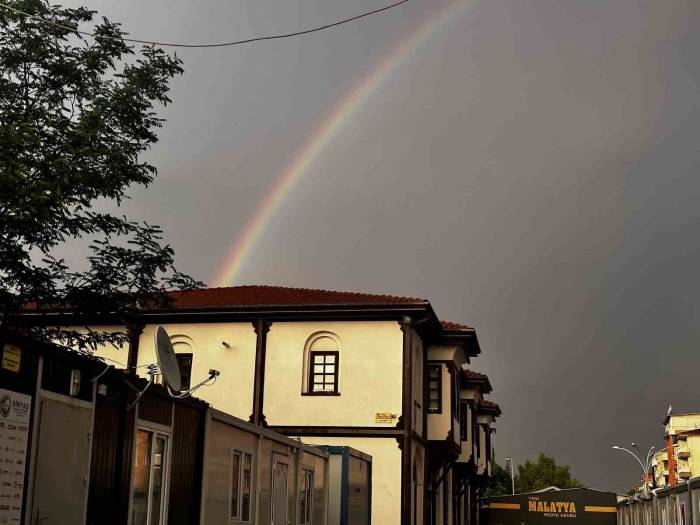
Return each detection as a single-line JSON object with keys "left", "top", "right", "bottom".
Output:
{"left": 0, "top": 0, "right": 200, "bottom": 349}
{"left": 515, "top": 453, "right": 582, "bottom": 493}
{"left": 485, "top": 462, "right": 514, "bottom": 497}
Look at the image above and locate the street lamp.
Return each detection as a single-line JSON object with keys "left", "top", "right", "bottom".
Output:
{"left": 505, "top": 456, "right": 515, "bottom": 495}
{"left": 612, "top": 443, "right": 656, "bottom": 497}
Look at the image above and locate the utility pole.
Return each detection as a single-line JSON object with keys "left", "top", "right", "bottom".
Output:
{"left": 505, "top": 456, "right": 515, "bottom": 495}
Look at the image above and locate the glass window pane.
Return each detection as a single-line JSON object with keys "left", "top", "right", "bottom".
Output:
{"left": 324, "top": 365, "right": 335, "bottom": 373}
{"left": 150, "top": 436, "right": 167, "bottom": 525}
{"left": 325, "top": 355, "right": 335, "bottom": 364}
{"left": 231, "top": 452, "right": 241, "bottom": 518}
{"left": 242, "top": 454, "right": 252, "bottom": 521}
{"left": 314, "top": 364, "right": 324, "bottom": 373}
{"left": 131, "top": 431, "right": 152, "bottom": 525}
{"left": 313, "top": 354, "right": 324, "bottom": 364}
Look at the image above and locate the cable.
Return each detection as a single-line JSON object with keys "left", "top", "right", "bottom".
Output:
{"left": 0, "top": 0, "right": 408, "bottom": 48}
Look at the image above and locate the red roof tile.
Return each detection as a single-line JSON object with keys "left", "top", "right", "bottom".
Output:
{"left": 479, "top": 399, "right": 502, "bottom": 416}
{"left": 164, "top": 285, "right": 427, "bottom": 309}
{"left": 462, "top": 369, "right": 488, "bottom": 380}
{"left": 441, "top": 320, "right": 474, "bottom": 331}
{"left": 460, "top": 368, "right": 493, "bottom": 393}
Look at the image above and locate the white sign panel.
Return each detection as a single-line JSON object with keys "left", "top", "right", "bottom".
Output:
{"left": 0, "top": 389, "right": 31, "bottom": 525}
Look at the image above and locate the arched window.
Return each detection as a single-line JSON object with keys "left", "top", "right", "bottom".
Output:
{"left": 169, "top": 334, "right": 194, "bottom": 390}
{"left": 302, "top": 332, "right": 340, "bottom": 395}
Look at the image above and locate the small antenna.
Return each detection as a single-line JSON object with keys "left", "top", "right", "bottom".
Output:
{"left": 128, "top": 364, "right": 159, "bottom": 410}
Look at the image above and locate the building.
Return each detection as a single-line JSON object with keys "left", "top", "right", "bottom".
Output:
{"left": 652, "top": 450, "right": 669, "bottom": 488}
{"left": 25, "top": 284, "right": 501, "bottom": 525}
{"left": 485, "top": 488, "right": 618, "bottom": 525}
{"left": 1, "top": 329, "right": 342, "bottom": 525}
{"left": 659, "top": 413, "right": 700, "bottom": 486}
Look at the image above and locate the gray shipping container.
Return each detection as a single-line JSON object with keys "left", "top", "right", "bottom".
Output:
{"left": 200, "top": 408, "right": 330, "bottom": 525}
{"left": 316, "top": 446, "right": 372, "bottom": 525}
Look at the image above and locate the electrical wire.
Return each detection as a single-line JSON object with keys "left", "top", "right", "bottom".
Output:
{"left": 0, "top": 0, "right": 408, "bottom": 48}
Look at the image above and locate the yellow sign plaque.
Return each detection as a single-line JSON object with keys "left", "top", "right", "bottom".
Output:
{"left": 375, "top": 412, "right": 397, "bottom": 424}
{"left": 2, "top": 344, "right": 21, "bottom": 373}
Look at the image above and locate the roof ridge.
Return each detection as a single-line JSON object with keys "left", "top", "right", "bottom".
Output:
{"left": 167, "top": 284, "right": 428, "bottom": 303}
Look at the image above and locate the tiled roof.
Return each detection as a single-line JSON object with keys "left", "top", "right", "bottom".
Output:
{"left": 164, "top": 285, "right": 427, "bottom": 308}
{"left": 460, "top": 368, "right": 492, "bottom": 393}
{"left": 441, "top": 320, "right": 474, "bottom": 331}
{"left": 479, "top": 399, "right": 502, "bottom": 416}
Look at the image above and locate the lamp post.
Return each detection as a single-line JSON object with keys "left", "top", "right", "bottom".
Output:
{"left": 505, "top": 456, "right": 515, "bottom": 495}
{"left": 612, "top": 443, "right": 656, "bottom": 497}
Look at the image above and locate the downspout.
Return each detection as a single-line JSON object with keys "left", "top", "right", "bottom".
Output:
{"left": 401, "top": 316, "right": 414, "bottom": 525}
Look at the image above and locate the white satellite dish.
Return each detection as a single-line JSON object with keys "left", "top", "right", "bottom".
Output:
{"left": 155, "top": 326, "right": 182, "bottom": 392}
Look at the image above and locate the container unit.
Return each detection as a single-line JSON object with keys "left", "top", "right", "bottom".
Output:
{"left": 200, "top": 408, "right": 330, "bottom": 525}
{"left": 315, "top": 447, "right": 372, "bottom": 525}
{"left": 618, "top": 477, "right": 700, "bottom": 525}
{"left": 2, "top": 332, "right": 334, "bottom": 525}
{"left": 85, "top": 365, "right": 207, "bottom": 525}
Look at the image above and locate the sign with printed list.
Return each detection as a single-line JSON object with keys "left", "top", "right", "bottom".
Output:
{"left": 0, "top": 389, "right": 31, "bottom": 525}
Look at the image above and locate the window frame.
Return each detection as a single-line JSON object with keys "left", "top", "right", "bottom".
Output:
{"left": 299, "top": 468, "right": 315, "bottom": 525}
{"left": 229, "top": 448, "right": 253, "bottom": 523}
{"left": 305, "top": 350, "right": 340, "bottom": 396}
{"left": 129, "top": 422, "right": 172, "bottom": 525}
{"left": 427, "top": 364, "right": 442, "bottom": 414}
{"left": 175, "top": 352, "right": 193, "bottom": 391}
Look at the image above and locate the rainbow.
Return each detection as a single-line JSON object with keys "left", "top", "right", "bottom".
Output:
{"left": 212, "top": 0, "right": 469, "bottom": 286}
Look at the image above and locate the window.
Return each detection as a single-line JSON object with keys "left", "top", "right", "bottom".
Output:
{"left": 460, "top": 402, "right": 468, "bottom": 441}
{"left": 231, "top": 450, "right": 253, "bottom": 521}
{"left": 175, "top": 353, "right": 193, "bottom": 390}
{"left": 428, "top": 365, "right": 442, "bottom": 413}
{"left": 300, "top": 469, "right": 314, "bottom": 525}
{"left": 131, "top": 428, "right": 169, "bottom": 525}
{"left": 309, "top": 351, "right": 339, "bottom": 394}
{"left": 303, "top": 333, "right": 341, "bottom": 395}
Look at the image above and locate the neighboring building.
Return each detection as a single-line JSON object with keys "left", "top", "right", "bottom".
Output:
{"left": 651, "top": 450, "right": 669, "bottom": 488}
{"left": 660, "top": 413, "right": 700, "bottom": 486}
{"left": 25, "top": 284, "right": 501, "bottom": 525}
{"left": 454, "top": 370, "right": 500, "bottom": 525}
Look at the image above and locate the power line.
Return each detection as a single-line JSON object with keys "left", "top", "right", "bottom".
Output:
{"left": 0, "top": 0, "right": 408, "bottom": 48}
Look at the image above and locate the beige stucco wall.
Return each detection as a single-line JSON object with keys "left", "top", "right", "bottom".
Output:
{"left": 685, "top": 435, "right": 700, "bottom": 477}
{"left": 66, "top": 324, "right": 128, "bottom": 365}
{"left": 135, "top": 322, "right": 257, "bottom": 418}
{"left": 300, "top": 437, "right": 401, "bottom": 525}
{"left": 264, "top": 321, "right": 403, "bottom": 427}
{"left": 427, "top": 364, "right": 452, "bottom": 441}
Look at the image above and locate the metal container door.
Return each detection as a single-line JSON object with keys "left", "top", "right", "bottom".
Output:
{"left": 271, "top": 454, "right": 289, "bottom": 525}
{"left": 31, "top": 396, "right": 93, "bottom": 525}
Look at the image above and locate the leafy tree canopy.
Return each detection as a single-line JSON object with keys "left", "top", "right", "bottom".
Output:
{"left": 486, "top": 454, "right": 582, "bottom": 497}
{"left": 515, "top": 453, "right": 583, "bottom": 493}
{"left": 0, "top": 0, "right": 200, "bottom": 349}
{"left": 485, "top": 462, "right": 513, "bottom": 498}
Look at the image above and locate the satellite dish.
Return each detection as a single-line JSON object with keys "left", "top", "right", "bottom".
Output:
{"left": 155, "top": 326, "right": 181, "bottom": 392}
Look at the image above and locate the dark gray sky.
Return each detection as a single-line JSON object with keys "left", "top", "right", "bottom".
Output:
{"left": 61, "top": 0, "right": 700, "bottom": 492}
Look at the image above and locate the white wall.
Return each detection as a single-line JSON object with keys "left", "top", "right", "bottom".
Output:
{"left": 264, "top": 321, "right": 403, "bottom": 427}
{"left": 135, "top": 322, "right": 258, "bottom": 418}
